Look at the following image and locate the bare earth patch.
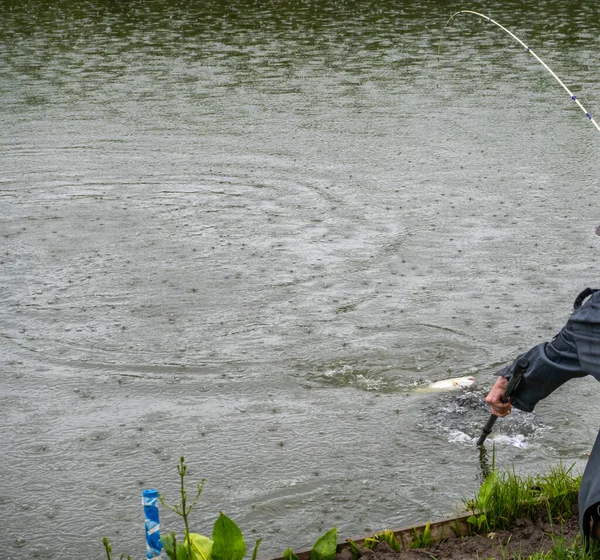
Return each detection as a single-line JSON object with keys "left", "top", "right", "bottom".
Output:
{"left": 338, "top": 516, "right": 580, "bottom": 560}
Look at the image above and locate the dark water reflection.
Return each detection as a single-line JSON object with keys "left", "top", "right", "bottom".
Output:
{"left": 1, "top": 1, "right": 599, "bottom": 559}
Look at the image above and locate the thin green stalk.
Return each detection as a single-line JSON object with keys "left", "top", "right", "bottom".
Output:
{"left": 178, "top": 458, "right": 192, "bottom": 558}
{"left": 103, "top": 537, "right": 113, "bottom": 560}
{"left": 159, "top": 456, "right": 206, "bottom": 560}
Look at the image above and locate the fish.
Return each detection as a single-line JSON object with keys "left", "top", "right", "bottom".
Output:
{"left": 428, "top": 375, "right": 476, "bottom": 390}
{"left": 413, "top": 375, "right": 476, "bottom": 393}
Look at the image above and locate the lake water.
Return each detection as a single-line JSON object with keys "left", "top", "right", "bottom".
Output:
{"left": 1, "top": 1, "right": 600, "bottom": 558}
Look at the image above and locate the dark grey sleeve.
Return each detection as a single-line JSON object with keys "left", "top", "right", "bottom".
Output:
{"left": 497, "top": 321, "right": 588, "bottom": 412}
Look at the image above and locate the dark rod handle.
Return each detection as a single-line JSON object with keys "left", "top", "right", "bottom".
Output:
{"left": 476, "top": 358, "right": 529, "bottom": 447}
{"left": 476, "top": 415, "right": 498, "bottom": 446}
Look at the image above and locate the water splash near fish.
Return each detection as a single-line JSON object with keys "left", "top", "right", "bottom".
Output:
{"left": 491, "top": 434, "right": 529, "bottom": 449}
{"left": 447, "top": 429, "right": 529, "bottom": 448}
{"left": 312, "top": 363, "right": 394, "bottom": 391}
{"left": 419, "top": 386, "right": 548, "bottom": 448}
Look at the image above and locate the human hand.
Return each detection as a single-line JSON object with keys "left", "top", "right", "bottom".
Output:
{"left": 485, "top": 376, "right": 512, "bottom": 417}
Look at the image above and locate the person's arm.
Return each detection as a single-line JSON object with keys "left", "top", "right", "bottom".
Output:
{"left": 488, "top": 320, "right": 587, "bottom": 414}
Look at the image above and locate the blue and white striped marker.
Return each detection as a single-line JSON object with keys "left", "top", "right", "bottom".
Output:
{"left": 142, "top": 489, "right": 163, "bottom": 559}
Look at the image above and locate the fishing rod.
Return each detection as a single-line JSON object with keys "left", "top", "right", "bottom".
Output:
{"left": 476, "top": 358, "right": 529, "bottom": 447}
{"left": 441, "top": 10, "right": 600, "bottom": 133}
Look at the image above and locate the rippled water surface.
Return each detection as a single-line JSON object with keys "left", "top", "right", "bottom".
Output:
{"left": 2, "top": 1, "right": 600, "bottom": 558}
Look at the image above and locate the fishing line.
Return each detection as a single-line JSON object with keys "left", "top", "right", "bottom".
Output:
{"left": 439, "top": 10, "right": 600, "bottom": 133}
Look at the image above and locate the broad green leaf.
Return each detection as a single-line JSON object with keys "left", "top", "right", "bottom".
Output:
{"left": 310, "top": 528, "right": 337, "bottom": 560}
{"left": 212, "top": 512, "right": 246, "bottom": 560}
{"left": 478, "top": 470, "right": 498, "bottom": 509}
{"left": 186, "top": 533, "right": 213, "bottom": 560}
{"left": 177, "top": 542, "right": 192, "bottom": 560}
{"left": 283, "top": 548, "right": 298, "bottom": 560}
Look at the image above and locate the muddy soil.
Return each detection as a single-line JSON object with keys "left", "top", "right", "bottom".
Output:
{"left": 340, "top": 516, "right": 581, "bottom": 560}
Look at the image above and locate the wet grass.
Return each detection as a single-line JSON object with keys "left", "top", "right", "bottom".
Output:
{"left": 463, "top": 462, "right": 581, "bottom": 532}
{"left": 459, "top": 461, "right": 598, "bottom": 560}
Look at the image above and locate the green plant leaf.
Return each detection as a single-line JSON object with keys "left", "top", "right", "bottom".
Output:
{"left": 212, "top": 512, "right": 246, "bottom": 560}
{"left": 381, "top": 530, "right": 401, "bottom": 552}
{"left": 283, "top": 548, "right": 298, "bottom": 560}
{"left": 478, "top": 470, "right": 498, "bottom": 510}
{"left": 310, "top": 528, "right": 338, "bottom": 560}
{"left": 178, "top": 542, "right": 192, "bottom": 560}
{"left": 410, "top": 525, "right": 434, "bottom": 550}
{"left": 162, "top": 533, "right": 177, "bottom": 560}
{"left": 363, "top": 536, "right": 379, "bottom": 550}
{"left": 163, "top": 533, "right": 192, "bottom": 560}
{"left": 103, "top": 537, "right": 113, "bottom": 560}
{"left": 364, "top": 531, "right": 401, "bottom": 552}
{"left": 251, "top": 539, "right": 262, "bottom": 560}
{"left": 414, "top": 523, "right": 433, "bottom": 548}
{"left": 347, "top": 540, "right": 361, "bottom": 560}
{"left": 186, "top": 533, "right": 213, "bottom": 560}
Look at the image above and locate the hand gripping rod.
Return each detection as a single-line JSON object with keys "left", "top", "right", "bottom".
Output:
{"left": 476, "top": 358, "right": 529, "bottom": 447}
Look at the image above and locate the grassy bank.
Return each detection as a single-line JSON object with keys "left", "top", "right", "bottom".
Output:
{"left": 460, "top": 462, "right": 593, "bottom": 560}
{"left": 103, "top": 457, "right": 594, "bottom": 560}
{"left": 463, "top": 462, "right": 581, "bottom": 532}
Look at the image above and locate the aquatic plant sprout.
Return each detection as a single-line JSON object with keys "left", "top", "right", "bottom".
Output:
{"left": 441, "top": 10, "right": 600, "bottom": 133}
